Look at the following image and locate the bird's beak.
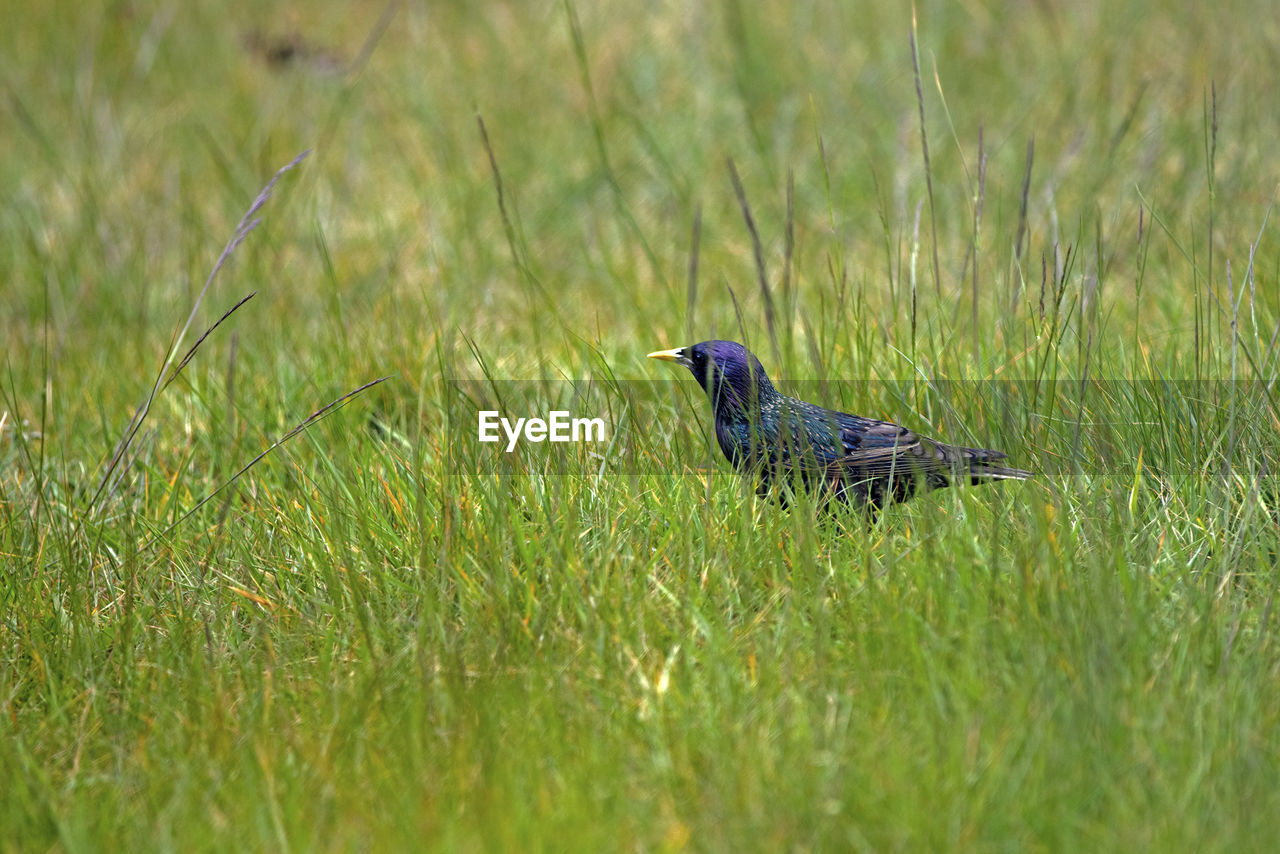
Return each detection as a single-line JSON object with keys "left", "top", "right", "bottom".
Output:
{"left": 647, "top": 347, "right": 691, "bottom": 367}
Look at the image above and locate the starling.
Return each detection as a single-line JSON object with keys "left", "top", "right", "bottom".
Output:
{"left": 648, "top": 340, "right": 1029, "bottom": 516}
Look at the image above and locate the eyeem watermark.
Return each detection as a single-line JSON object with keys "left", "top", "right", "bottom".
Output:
{"left": 449, "top": 378, "right": 1280, "bottom": 475}
{"left": 478, "top": 410, "right": 607, "bottom": 452}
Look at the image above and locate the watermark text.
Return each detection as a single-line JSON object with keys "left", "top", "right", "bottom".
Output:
{"left": 478, "top": 410, "right": 607, "bottom": 452}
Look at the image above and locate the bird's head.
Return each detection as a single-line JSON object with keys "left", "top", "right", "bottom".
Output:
{"left": 648, "top": 340, "right": 776, "bottom": 416}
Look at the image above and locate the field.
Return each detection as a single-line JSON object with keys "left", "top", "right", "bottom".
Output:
{"left": 5, "top": 1, "right": 1280, "bottom": 850}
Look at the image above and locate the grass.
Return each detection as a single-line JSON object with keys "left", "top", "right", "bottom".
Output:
{"left": 4, "top": 0, "right": 1280, "bottom": 849}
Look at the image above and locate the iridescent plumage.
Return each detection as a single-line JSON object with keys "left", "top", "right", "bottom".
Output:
{"left": 649, "top": 340, "right": 1029, "bottom": 515}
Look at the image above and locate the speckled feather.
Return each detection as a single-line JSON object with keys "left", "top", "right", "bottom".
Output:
{"left": 651, "top": 340, "right": 1030, "bottom": 513}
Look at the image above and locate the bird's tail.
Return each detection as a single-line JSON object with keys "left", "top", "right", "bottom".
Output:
{"left": 961, "top": 447, "right": 1032, "bottom": 483}
{"left": 969, "top": 463, "right": 1032, "bottom": 481}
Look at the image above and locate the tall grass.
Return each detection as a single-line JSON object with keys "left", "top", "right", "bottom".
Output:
{"left": 3, "top": 0, "right": 1280, "bottom": 849}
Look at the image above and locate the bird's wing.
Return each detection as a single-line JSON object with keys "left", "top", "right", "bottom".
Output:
{"left": 754, "top": 400, "right": 1021, "bottom": 484}
{"left": 760, "top": 404, "right": 933, "bottom": 477}
{"left": 829, "top": 415, "right": 935, "bottom": 477}
{"left": 827, "top": 409, "right": 1018, "bottom": 480}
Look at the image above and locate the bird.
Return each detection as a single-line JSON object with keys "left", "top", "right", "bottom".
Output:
{"left": 648, "top": 340, "right": 1029, "bottom": 518}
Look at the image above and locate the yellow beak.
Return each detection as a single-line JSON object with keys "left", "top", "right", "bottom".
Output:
{"left": 647, "top": 347, "right": 688, "bottom": 364}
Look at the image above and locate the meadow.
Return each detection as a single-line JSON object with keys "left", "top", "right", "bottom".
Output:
{"left": 4, "top": 0, "right": 1280, "bottom": 849}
